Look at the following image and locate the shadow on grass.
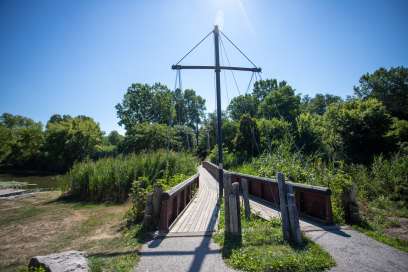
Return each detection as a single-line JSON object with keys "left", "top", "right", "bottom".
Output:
{"left": 221, "top": 233, "right": 242, "bottom": 258}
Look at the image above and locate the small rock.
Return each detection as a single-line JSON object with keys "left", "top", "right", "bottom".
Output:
{"left": 29, "top": 250, "right": 88, "bottom": 272}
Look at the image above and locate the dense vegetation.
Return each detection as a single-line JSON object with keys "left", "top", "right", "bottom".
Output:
{"left": 63, "top": 150, "right": 197, "bottom": 202}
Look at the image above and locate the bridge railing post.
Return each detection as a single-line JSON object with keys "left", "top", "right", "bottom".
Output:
{"left": 277, "top": 172, "right": 291, "bottom": 242}
{"left": 241, "top": 178, "right": 251, "bottom": 220}
{"left": 224, "top": 172, "right": 232, "bottom": 233}
{"left": 229, "top": 182, "right": 242, "bottom": 237}
{"left": 286, "top": 184, "right": 302, "bottom": 245}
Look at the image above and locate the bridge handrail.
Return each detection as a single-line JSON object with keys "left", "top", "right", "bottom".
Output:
{"left": 159, "top": 173, "right": 199, "bottom": 232}
{"left": 162, "top": 174, "right": 199, "bottom": 199}
{"left": 202, "top": 161, "right": 333, "bottom": 224}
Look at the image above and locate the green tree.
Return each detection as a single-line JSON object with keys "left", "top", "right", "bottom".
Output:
{"left": 258, "top": 85, "right": 301, "bottom": 122}
{"left": 44, "top": 115, "right": 103, "bottom": 171}
{"left": 227, "top": 94, "right": 258, "bottom": 120}
{"left": 257, "top": 118, "right": 291, "bottom": 153}
{"left": 0, "top": 124, "right": 13, "bottom": 163}
{"left": 183, "top": 89, "right": 206, "bottom": 145}
{"left": 0, "top": 113, "right": 44, "bottom": 169}
{"left": 234, "top": 114, "right": 260, "bottom": 159}
{"left": 387, "top": 118, "right": 408, "bottom": 151}
{"left": 354, "top": 67, "right": 408, "bottom": 120}
{"left": 116, "top": 83, "right": 174, "bottom": 130}
{"left": 324, "top": 98, "right": 392, "bottom": 164}
{"left": 107, "top": 130, "right": 124, "bottom": 146}
{"left": 302, "top": 93, "right": 342, "bottom": 115}
{"left": 253, "top": 79, "right": 287, "bottom": 101}
{"left": 296, "top": 113, "right": 326, "bottom": 155}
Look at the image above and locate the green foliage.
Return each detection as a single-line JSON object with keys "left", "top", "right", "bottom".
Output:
{"left": 120, "top": 123, "right": 195, "bottom": 153}
{"left": 296, "top": 113, "right": 327, "bottom": 155}
{"left": 107, "top": 130, "right": 124, "bottom": 146}
{"left": 257, "top": 118, "right": 291, "bottom": 153}
{"left": 350, "top": 154, "right": 408, "bottom": 205}
{"left": 258, "top": 85, "right": 301, "bottom": 122}
{"left": 63, "top": 150, "right": 197, "bottom": 202}
{"left": 44, "top": 115, "right": 103, "bottom": 171}
{"left": 324, "top": 98, "right": 392, "bottom": 164}
{"left": 354, "top": 66, "right": 408, "bottom": 120}
{"left": 227, "top": 94, "right": 258, "bottom": 121}
{"left": 214, "top": 203, "right": 335, "bottom": 272}
{"left": 387, "top": 118, "right": 408, "bottom": 151}
{"left": 252, "top": 78, "right": 287, "bottom": 101}
{"left": 301, "top": 93, "right": 342, "bottom": 115}
{"left": 0, "top": 124, "right": 13, "bottom": 163}
{"left": 234, "top": 114, "right": 260, "bottom": 159}
{"left": 0, "top": 113, "right": 44, "bottom": 169}
{"left": 115, "top": 83, "right": 173, "bottom": 130}
{"left": 116, "top": 83, "right": 206, "bottom": 138}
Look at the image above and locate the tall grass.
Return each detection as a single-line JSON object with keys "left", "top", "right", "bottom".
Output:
{"left": 62, "top": 150, "right": 197, "bottom": 202}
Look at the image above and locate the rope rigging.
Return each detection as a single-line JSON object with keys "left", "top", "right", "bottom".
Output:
{"left": 175, "top": 31, "right": 213, "bottom": 65}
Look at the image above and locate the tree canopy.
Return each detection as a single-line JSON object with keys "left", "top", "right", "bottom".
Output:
{"left": 354, "top": 67, "right": 408, "bottom": 120}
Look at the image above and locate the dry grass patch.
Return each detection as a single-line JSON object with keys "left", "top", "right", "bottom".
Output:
{"left": 0, "top": 191, "right": 140, "bottom": 272}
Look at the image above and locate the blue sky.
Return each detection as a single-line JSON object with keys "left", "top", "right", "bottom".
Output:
{"left": 1, "top": 0, "right": 407, "bottom": 134}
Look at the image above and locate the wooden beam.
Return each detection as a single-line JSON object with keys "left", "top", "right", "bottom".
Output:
{"left": 172, "top": 65, "right": 261, "bottom": 73}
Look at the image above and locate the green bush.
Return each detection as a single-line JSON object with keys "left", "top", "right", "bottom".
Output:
{"left": 62, "top": 150, "right": 197, "bottom": 202}
{"left": 324, "top": 98, "right": 392, "bottom": 164}
{"left": 257, "top": 118, "right": 291, "bottom": 153}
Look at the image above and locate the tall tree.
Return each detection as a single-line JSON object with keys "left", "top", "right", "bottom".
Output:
{"left": 0, "top": 113, "right": 44, "bottom": 169}
{"left": 354, "top": 67, "right": 408, "bottom": 120}
{"left": 324, "top": 98, "right": 392, "bottom": 164}
{"left": 258, "top": 85, "right": 301, "bottom": 122}
{"left": 253, "top": 79, "right": 286, "bottom": 101}
{"left": 302, "top": 93, "right": 342, "bottom": 115}
{"left": 227, "top": 94, "right": 258, "bottom": 120}
{"left": 107, "top": 130, "right": 124, "bottom": 146}
{"left": 234, "top": 114, "right": 260, "bottom": 159}
{"left": 44, "top": 115, "right": 103, "bottom": 171}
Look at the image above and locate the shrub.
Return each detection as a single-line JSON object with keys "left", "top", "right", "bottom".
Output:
{"left": 324, "top": 98, "right": 392, "bottom": 164}
{"left": 257, "top": 118, "right": 291, "bottom": 153}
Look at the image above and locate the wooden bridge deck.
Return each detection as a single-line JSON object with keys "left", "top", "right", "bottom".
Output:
{"left": 169, "top": 166, "right": 219, "bottom": 234}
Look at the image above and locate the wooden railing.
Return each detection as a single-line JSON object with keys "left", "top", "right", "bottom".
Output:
{"left": 202, "top": 161, "right": 333, "bottom": 224}
{"left": 159, "top": 174, "right": 199, "bottom": 232}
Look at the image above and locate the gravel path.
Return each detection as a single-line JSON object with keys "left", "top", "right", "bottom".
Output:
{"left": 249, "top": 193, "right": 408, "bottom": 272}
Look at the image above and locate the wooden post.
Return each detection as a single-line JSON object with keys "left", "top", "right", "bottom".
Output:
{"left": 152, "top": 186, "right": 163, "bottom": 227}
{"left": 277, "top": 172, "right": 290, "bottom": 242}
{"left": 143, "top": 193, "right": 153, "bottom": 228}
{"left": 224, "top": 172, "right": 232, "bottom": 233}
{"left": 229, "top": 182, "right": 241, "bottom": 236}
{"left": 286, "top": 185, "right": 302, "bottom": 245}
{"left": 241, "top": 178, "right": 251, "bottom": 220}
